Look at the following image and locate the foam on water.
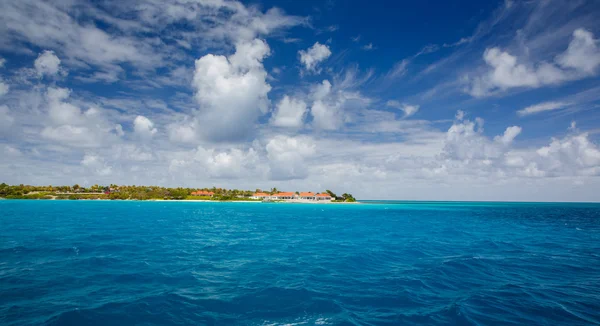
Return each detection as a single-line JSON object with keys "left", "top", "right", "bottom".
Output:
{"left": 1, "top": 200, "right": 599, "bottom": 325}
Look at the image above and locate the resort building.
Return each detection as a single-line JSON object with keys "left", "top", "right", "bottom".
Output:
{"left": 191, "top": 190, "right": 214, "bottom": 197}
{"left": 315, "top": 193, "right": 333, "bottom": 201}
{"left": 299, "top": 192, "right": 316, "bottom": 200}
{"left": 251, "top": 192, "right": 270, "bottom": 199}
{"left": 271, "top": 192, "right": 297, "bottom": 200}
{"left": 249, "top": 191, "right": 337, "bottom": 202}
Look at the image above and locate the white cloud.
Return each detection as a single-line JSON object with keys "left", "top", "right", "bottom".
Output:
{"left": 112, "top": 144, "right": 153, "bottom": 162}
{"left": 386, "top": 100, "right": 419, "bottom": 118}
{"left": 133, "top": 115, "right": 157, "bottom": 139}
{"left": 299, "top": 42, "right": 331, "bottom": 73}
{"left": 168, "top": 122, "right": 197, "bottom": 144}
{"left": 81, "top": 153, "right": 112, "bottom": 176}
{"left": 167, "top": 145, "right": 262, "bottom": 179}
{"left": 309, "top": 79, "right": 371, "bottom": 130}
{"left": 362, "top": 43, "right": 375, "bottom": 51}
{"left": 266, "top": 135, "right": 316, "bottom": 180}
{"left": 193, "top": 146, "right": 260, "bottom": 179}
{"left": 270, "top": 96, "right": 307, "bottom": 128}
{"left": 0, "top": 58, "right": 5, "bottom": 68}
{"left": 0, "top": 105, "right": 15, "bottom": 131}
{"left": 534, "top": 133, "right": 600, "bottom": 177}
{"left": 0, "top": 1, "right": 162, "bottom": 74}
{"left": 494, "top": 126, "right": 522, "bottom": 145}
{"left": 468, "top": 28, "right": 600, "bottom": 97}
{"left": 556, "top": 29, "right": 600, "bottom": 75}
{"left": 40, "top": 87, "right": 118, "bottom": 147}
{"left": 192, "top": 38, "right": 271, "bottom": 142}
{"left": 310, "top": 100, "right": 342, "bottom": 130}
{"left": 517, "top": 101, "right": 569, "bottom": 116}
{"left": 34, "top": 50, "right": 61, "bottom": 77}
{"left": 309, "top": 80, "right": 340, "bottom": 130}
{"left": 386, "top": 59, "right": 409, "bottom": 79}
{"left": 442, "top": 116, "right": 504, "bottom": 161}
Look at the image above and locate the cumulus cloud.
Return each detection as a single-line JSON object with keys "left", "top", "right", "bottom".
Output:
{"left": 534, "top": 133, "right": 600, "bottom": 177}
{"left": 299, "top": 42, "right": 331, "bottom": 73}
{"left": 192, "top": 38, "right": 271, "bottom": 142}
{"left": 133, "top": 115, "right": 157, "bottom": 139}
{"left": 307, "top": 79, "right": 372, "bottom": 131}
{"left": 266, "top": 135, "right": 316, "bottom": 180}
{"left": 193, "top": 146, "right": 260, "bottom": 179}
{"left": 468, "top": 28, "right": 600, "bottom": 97}
{"left": 424, "top": 111, "right": 600, "bottom": 183}
{"left": 270, "top": 96, "right": 307, "bottom": 128}
{"left": 40, "top": 87, "right": 118, "bottom": 147}
{"left": 168, "top": 145, "right": 261, "bottom": 179}
{"left": 441, "top": 116, "right": 506, "bottom": 161}
{"left": 494, "top": 126, "right": 522, "bottom": 145}
{"left": 168, "top": 122, "right": 197, "bottom": 144}
{"left": 517, "top": 101, "right": 569, "bottom": 116}
{"left": 556, "top": 29, "right": 600, "bottom": 75}
{"left": 81, "top": 153, "right": 112, "bottom": 176}
{"left": 34, "top": 50, "right": 62, "bottom": 77}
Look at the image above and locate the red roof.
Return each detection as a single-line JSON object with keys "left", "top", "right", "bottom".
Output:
{"left": 192, "top": 191, "right": 214, "bottom": 196}
{"left": 299, "top": 192, "right": 315, "bottom": 196}
{"left": 253, "top": 192, "right": 270, "bottom": 197}
{"left": 316, "top": 193, "right": 331, "bottom": 197}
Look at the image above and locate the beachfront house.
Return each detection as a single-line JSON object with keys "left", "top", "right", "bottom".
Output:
{"left": 299, "top": 192, "right": 316, "bottom": 200}
{"left": 251, "top": 192, "right": 270, "bottom": 200}
{"left": 191, "top": 190, "right": 214, "bottom": 197}
{"left": 271, "top": 192, "right": 297, "bottom": 200}
{"left": 315, "top": 193, "right": 333, "bottom": 201}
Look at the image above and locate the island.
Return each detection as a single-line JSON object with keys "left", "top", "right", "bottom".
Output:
{"left": 0, "top": 183, "right": 357, "bottom": 203}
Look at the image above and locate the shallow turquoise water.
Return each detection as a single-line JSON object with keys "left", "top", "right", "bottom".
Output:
{"left": 1, "top": 200, "right": 599, "bottom": 325}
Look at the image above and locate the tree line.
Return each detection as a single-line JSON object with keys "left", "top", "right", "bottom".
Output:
{"left": 0, "top": 183, "right": 356, "bottom": 201}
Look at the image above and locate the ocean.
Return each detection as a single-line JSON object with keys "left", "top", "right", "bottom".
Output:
{"left": 1, "top": 200, "right": 599, "bottom": 325}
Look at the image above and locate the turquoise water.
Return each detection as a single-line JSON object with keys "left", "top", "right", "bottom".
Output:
{"left": 1, "top": 200, "right": 599, "bottom": 325}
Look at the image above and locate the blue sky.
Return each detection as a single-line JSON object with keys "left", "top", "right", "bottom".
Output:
{"left": 1, "top": 0, "right": 600, "bottom": 201}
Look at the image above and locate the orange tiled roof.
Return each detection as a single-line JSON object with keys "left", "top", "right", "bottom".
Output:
{"left": 316, "top": 193, "right": 331, "bottom": 197}
{"left": 273, "top": 192, "right": 295, "bottom": 197}
{"left": 299, "top": 192, "right": 315, "bottom": 196}
{"left": 253, "top": 192, "right": 270, "bottom": 197}
{"left": 193, "top": 191, "right": 214, "bottom": 196}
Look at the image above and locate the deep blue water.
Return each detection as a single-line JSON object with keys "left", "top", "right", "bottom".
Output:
{"left": 1, "top": 200, "right": 600, "bottom": 325}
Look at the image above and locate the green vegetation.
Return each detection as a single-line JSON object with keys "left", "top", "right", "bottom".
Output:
{"left": 0, "top": 183, "right": 355, "bottom": 202}
{"left": 326, "top": 189, "right": 356, "bottom": 202}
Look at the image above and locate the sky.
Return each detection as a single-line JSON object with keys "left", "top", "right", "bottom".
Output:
{"left": 1, "top": 0, "right": 600, "bottom": 201}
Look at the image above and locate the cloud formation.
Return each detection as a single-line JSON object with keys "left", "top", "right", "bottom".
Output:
{"left": 270, "top": 96, "right": 308, "bottom": 128}
{"left": 517, "top": 101, "right": 570, "bottom": 116}
{"left": 468, "top": 28, "right": 600, "bottom": 97}
{"left": 34, "top": 50, "right": 62, "bottom": 77}
{"left": 192, "top": 39, "right": 271, "bottom": 142}
{"left": 133, "top": 116, "right": 157, "bottom": 140}
{"left": 299, "top": 42, "right": 332, "bottom": 74}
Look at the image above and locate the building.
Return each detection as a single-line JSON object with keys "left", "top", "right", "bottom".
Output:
{"left": 299, "top": 192, "right": 316, "bottom": 200}
{"left": 271, "top": 192, "right": 297, "bottom": 200}
{"left": 191, "top": 190, "right": 214, "bottom": 197}
{"left": 251, "top": 192, "right": 270, "bottom": 199}
{"left": 315, "top": 193, "right": 333, "bottom": 201}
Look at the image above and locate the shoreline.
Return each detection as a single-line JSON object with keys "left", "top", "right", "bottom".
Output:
{"left": 0, "top": 198, "right": 361, "bottom": 204}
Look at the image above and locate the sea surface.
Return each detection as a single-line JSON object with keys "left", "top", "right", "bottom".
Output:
{"left": 1, "top": 200, "right": 600, "bottom": 325}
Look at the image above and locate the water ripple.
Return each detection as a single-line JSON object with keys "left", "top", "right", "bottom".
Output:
{"left": 0, "top": 200, "right": 599, "bottom": 325}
